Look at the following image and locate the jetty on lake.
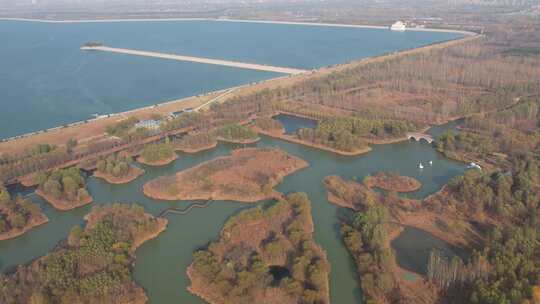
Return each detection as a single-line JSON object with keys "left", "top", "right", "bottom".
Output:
{"left": 81, "top": 45, "right": 308, "bottom": 75}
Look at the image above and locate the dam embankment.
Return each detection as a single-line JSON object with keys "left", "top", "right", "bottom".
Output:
{"left": 81, "top": 46, "right": 309, "bottom": 75}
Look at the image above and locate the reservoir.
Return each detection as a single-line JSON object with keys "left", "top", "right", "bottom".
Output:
{"left": 0, "top": 19, "right": 463, "bottom": 139}
{"left": 0, "top": 120, "right": 467, "bottom": 303}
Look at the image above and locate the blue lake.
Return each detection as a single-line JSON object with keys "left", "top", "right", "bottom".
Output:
{"left": 0, "top": 20, "right": 462, "bottom": 139}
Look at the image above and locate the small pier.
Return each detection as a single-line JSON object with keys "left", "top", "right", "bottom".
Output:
{"left": 406, "top": 132, "right": 434, "bottom": 143}
{"left": 81, "top": 46, "right": 308, "bottom": 75}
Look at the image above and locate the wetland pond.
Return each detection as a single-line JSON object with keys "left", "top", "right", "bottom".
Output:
{"left": 1, "top": 119, "right": 468, "bottom": 303}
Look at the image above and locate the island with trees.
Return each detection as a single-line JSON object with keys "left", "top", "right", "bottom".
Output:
{"left": 255, "top": 113, "right": 418, "bottom": 156}
{"left": 0, "top": 185, "right": 48, "bottom": 241}
{"left": 173, "top": 132, "right": 218, "bottom": 154}
{"left": 143, "top": 148, "right": 308, "bottom": 202}
{"left": 216, "top": 124, "right": 260, "bottom": 144}
{"left": 325, "top": 175, "right": 468, "bottom": 303}
{"left": 187, "top": 193, "right": 330, "bottom": 304}
{"left": 324, "top": 153, "right": 540, "bottom": 303}
{"left": 363, "top": 171, "right": 422, "bottom": 193}
{"left": 253, "top": 117, "right": 285, "bottom": 134}
{"left": 35, "top": 167, "right": 93, "bottom": 211}
{"left": 436, "top": 97, "right": 540, "bottom": 170}
{"left": 137, "top": 141, "right": 177, "bottom": 166}
{"left": 94, "top": 153, "right": 144, "bottom": 184}
{"left": 0, "top": 203, "right": 167, "bottom": 304}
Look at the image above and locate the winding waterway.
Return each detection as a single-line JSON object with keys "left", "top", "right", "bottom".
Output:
{"left": 0, "top": 19, "right": 463, "bottom": 139}
{"left": 0, "top": 116, "right": 467, "bottom": 303}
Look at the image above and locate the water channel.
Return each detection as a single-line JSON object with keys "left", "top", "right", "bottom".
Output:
{"left": 0, "top": 116, "right": 468, "bottom": 303}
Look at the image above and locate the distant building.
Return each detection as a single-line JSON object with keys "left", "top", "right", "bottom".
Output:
{"left": 135, "top": 119, "right": 161, "bottom": 130}
{"left": 170, "top": 111, "right": 184, "bottom": 119}
{"left": 169, "top": 107, "right": 194, "bottom": 119}
{"left": 390, "top": 21, "right": 407, "bottom": 31}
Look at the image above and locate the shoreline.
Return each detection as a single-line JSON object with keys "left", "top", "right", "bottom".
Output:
{"left": 0, "top": 17, "right": 477, "bottom": 36}
{"left": 0, "top": 215, "right": 49, "bottom": 241}
{"left": 0, "top": 30, "right": 479, "bottom": 156}
{"left": 175, "top": 141, "right": 218, "bottom": 154}
{"left": 257, "top": 129, "right": 372, "bottom": 156}
{"left": 137, "top": 154, "right": 178, "bottom": 167}
{"left": 35, "top": 188, "right": 93, "bottom": 211}
{"left": 143, "top": 148, "right": 308, "bottom": 203}
{"left": 93, "top": 167, "right": 145, "bottom": 185}
{"left": 216, "top": 136, "right": 261, "bottom": 145}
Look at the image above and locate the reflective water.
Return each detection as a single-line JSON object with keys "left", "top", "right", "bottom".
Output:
{"left": 0, "top": 20, "right": 462, "bottom": 138}
{"left": 0, "top": 119, "right": 467, "bottom": 303}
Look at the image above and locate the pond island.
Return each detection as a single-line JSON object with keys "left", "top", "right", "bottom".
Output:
{"left": 0, "top": 185, "right": 48, "bottom": 241}
{"left": 143, "top": 148, "right": 308, "bottom": 202}
{"left": 188, "top": 193, "right": 330, "bottom": 304}
{"left": 0, "top": 204, "right": 167, "bottom": 304}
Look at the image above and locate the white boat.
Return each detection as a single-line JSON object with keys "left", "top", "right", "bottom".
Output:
{"left": 467, "top": 162, "right": 482, "bottom": 170}
{"left": 429, "top": 161, "right": 433, "bottom": 166}
{"left": 418, "top": 163, "right": 424, "bottom": 169}
{"left": 390, "top": 21, "right": 406, "bottom": 31}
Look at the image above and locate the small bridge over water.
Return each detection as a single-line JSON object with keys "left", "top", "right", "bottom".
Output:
{"left": 407, "top": 132, "right": 434, "bottom": 143}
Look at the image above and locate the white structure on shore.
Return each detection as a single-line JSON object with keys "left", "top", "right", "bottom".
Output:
{"left": 467, "top": 162, "right": 482, "bottom": 170}
{"left": 390, "top": 21, "right": 406, "bottom": 31}
{"left": 135, "top": 119, "right": 161, "bottom": 130}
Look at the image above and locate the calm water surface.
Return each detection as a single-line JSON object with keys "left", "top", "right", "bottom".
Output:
{"left": 274, "top": 113, "right": 317, "bottom": 134}
{"left": 0, "top": 20, "right": 462, "bottom": 138}
{"left": 391, "top": 227, "right": 469, "bottom": 275}
{"left": 0, "top": 118, "right": 468, "bottom": 303}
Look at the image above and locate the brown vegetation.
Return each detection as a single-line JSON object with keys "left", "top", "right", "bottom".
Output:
{"left": 326, "top": 153, "right": 540, "bottom": 304}
{"left": 137, "top": 141, "right": 177, "bottom": 166}
{"left": 0, "top": 203, "right": 167, "bottom": 304}
{"left": 143, "top": 148, "right": 308, "bottom": 202}
{"left": 0, "top": 185, "right": 48, "bottom": 241}
{"left": 94, "top": 153, "right": 145, "bottom": 184}
{"left": 188, "top": 193, "right": 330, "bottom": 304}
{"left": 323, "top": 175, "right": 481, "bottom": 248}
{"left": 364, "top": 171, "right": 422, "bottom": 192}
{"left": 35, "top": 167, "right": 93, "bottom": 211}
{"left": 173, "top": 132, "right": 218, "bottom": 153}
{"left": 94, "top": 167, "right": 144, "bottom": 185}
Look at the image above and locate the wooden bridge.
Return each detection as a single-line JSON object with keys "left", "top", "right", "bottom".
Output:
{"left": 406, "top": 132, "right": 434, "bottom": 143}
